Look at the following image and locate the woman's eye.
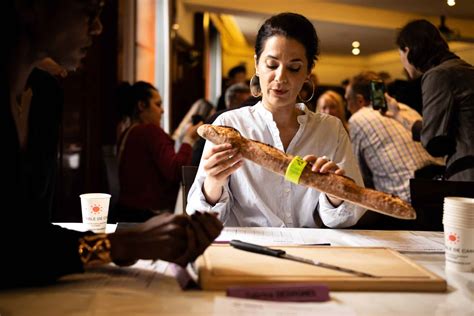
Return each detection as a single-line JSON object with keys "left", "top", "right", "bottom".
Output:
{"left": 289, "top": 67, "right": 301, "bottom": 72}
{"left": 266, "top": 64, "right": 278, "bottom": 69}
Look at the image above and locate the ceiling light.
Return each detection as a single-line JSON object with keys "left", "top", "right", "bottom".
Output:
{"left": 352, "top": 41, "right": 360, "bottom": 48}
{"left": 352, "top": 48, "right": 360, "bottom": 55}
{"left": 447, "top": 0, "right": 456, "bottom": 6}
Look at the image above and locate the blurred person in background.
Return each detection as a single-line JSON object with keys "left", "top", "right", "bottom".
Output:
{"left": 345, "top": 71, "right": 443, "bottom": 203}
{"left": 116, "top": 81, "right": 201, "bottom": 222}
{"left": 316, "top": 90, "right": 348, "bottom": 132}
{"left": 393, "top": 19, "right": 474, "bottom": 181}
{"left": 191, "top": 83, "right": 251, "bottom": 166}
{"left": 216, "top": 64, "right": 247, "bottom": 111}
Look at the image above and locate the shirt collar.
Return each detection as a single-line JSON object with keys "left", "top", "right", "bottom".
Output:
{"left": 254, "top": 101, "right": 309, "bottom": 125}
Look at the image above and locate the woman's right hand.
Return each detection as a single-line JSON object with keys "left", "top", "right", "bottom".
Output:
{"left": 182, "top": 122, "right": 203, "bottom": 145}
{"left": 202, "top": 143, "right": 243, "bottom": 204}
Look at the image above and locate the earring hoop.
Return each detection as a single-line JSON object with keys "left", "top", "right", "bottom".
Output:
{"left": 298, "top": 79, "right": 315, "bottom": 103}
{"left": 250, "top": 74, "right": 261, "bottom": 97}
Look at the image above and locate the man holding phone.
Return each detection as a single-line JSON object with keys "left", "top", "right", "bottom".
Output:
{"left": 370, "top": 80, "right": 388, "bottom": 113}
{"left": 345, "top": 71, "right": 443, "bottom": 208}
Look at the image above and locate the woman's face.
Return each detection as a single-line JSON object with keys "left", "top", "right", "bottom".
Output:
{"left": 318, "top": 95, "right": 343, "bottom": 119}
{"left": 142, "top": 89, "right": 164, "bottom": 126}
{"left": 255, "top": 35, "right": 309, "bottom": 110}
{"left": 35, "top": 0, "right": 104, "bottom": 70}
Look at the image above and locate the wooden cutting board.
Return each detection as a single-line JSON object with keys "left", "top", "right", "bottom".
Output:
{"left": 195, "top": 245, "right": 446, "bottom": 292}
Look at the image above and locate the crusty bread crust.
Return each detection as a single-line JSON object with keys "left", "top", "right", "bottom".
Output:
{"left": 198, "top": 124, "right": 416, "bottom": 220}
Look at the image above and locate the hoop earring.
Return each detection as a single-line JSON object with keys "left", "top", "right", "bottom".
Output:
{"left": 250, "top": 74, "right": 262, "bottom": 97}
{"left": 298, "top": 79, "right": 315, "bottom": 103}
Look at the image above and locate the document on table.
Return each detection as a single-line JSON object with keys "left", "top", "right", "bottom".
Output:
{"left": 213, "top": 297, "right": 356, "bottom": 316}
{"left": 215, "top": 227, "right": 329, "bottom": 245}
{"left": 339, "top": 231, "right": 445, "bottom": 253}
{"left": 61, "top": 260, "right": 169, "bottom": 291}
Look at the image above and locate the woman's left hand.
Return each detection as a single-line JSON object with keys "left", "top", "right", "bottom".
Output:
{"left": 303, "top": 155, "right": 344, "bottom": 207}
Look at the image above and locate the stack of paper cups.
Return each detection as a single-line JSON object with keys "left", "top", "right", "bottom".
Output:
{"left": 443, "top": 197, "right": 474, "bottom": 272}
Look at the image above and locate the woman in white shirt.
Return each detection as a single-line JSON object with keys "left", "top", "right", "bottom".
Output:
{"left": 187, "top": 12, "right": 366, "bottom": 228}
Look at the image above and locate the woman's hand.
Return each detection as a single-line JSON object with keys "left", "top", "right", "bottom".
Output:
{"left": 202, "top": 143, "right": 243, "bottom": 204}
{"left": 183, "top": 122, "right": 203, "bottom": 145}
{"left": 303, "top": 155, "right": 345, "bottom": 207}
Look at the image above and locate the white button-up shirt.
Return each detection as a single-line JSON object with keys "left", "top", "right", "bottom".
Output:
{"left": 187, "top": 102, "right": 366, "bottom": 228}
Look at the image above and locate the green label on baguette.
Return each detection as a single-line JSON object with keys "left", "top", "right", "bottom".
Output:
{"left": 285, "top": 156, "right": 307, "bottom": 184}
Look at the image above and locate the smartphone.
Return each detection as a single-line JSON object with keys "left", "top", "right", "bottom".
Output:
{"left": 370, "top": 80, "right": 387, "bottom": 113}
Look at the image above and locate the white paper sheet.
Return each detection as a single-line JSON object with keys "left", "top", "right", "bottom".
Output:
{"left": 59, "top": 260, "right": 169, "bottom": 292}
{"left": 338, "top": 231, "right": 445, "bottom": 253}
{"left": 213, "top": 297, "right": 356, "bottom": 316}
{"left": 215, "top": 227, "right": 329, "bottom": 245}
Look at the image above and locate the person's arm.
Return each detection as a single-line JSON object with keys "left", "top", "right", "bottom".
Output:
{"left": 108, "top": 212, "right": 222, "bottom": 267}
{"left": 147, "top": 125, "right": 193, "bottom": 182}
{"left": 385, "top": 93, "right": 422, "bottom": 136}
{"left": 420, "top": 72, "right": 456, "bottom": 157}
{"left": 351, "top": 127, "right": 374, "bottom": 189}
{"left": 316, "top": 122, "right": 366, "bottom": 228}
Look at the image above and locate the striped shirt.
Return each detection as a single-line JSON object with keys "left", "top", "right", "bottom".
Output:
{"left": 349, "top": 105, "right": 443, "bottom": 202}
{"left": 187, "top": 101, "right": 366, "bottom": 228}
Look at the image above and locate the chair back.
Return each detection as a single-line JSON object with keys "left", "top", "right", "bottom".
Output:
{"left": 410, "top": 178, "right": 474, "bottom": 231}
{"left": 102, "top": 145, "right": 120, "bottom": 216}
{"left": 181, "top": 165, "right": 198, "bottom": 213}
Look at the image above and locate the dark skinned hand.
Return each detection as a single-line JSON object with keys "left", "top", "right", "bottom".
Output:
{"left": 174, "top": 211, "right": 223, "bottom": 266}
{"left": 109, "top": 213, "right": 189, "bottom": 265}
{"left": 109, "top": 212, "right": 223, "bottom": 267}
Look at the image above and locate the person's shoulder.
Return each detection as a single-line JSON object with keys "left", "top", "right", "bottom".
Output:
{"left": 348, "top": 107, "right": 373, "bottom": 121}
{"left": 424, "top": 57, "right": 471, "bottom": 80}
{"left": 311, "top": 111, "right": 335, "bottom": 124}
{"left": 29, "top": 68, "right": 62, "bottom": 94}
{"left": 135, "top": 123, "right": 166, "bottom": 137}
{"left": 310, "top": 111, "right": 347, "bottom": 132}
{"left": 215, "top": 105, "right": 253, "bottom": 122}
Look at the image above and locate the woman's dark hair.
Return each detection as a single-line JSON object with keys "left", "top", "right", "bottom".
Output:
{"left": 117, "top": 81, "right": 157, "bottom": 119}
{"left": 396, "top": 19, "right": 451, "bottom": 72}
{"left": 255, "top": 12, "right": 320, "bottom": 72}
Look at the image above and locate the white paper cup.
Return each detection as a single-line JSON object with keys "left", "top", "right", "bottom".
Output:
{"left": 80, "top": 193, "right": 111, "bottom": 233}
{"left": 444, "top": 224, "right": 474, "bottom": 272}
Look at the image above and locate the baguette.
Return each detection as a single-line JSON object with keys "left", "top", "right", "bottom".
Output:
{"left": 198, "top": 124, "right": 416, "bottom": 220}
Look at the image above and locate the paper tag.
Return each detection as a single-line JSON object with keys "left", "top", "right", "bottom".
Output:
{"left": 285, "top": 156, "right": 307, "bottom": 184}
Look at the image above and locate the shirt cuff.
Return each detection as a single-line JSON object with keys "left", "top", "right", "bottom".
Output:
{"left": 187, "top": 184, "right": 230, "bottom": 221}
{"left": 318, "top": 194, "right": 364, "bottom": 228}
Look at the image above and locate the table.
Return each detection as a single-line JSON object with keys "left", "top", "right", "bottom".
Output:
{"left": 0, "top": 224, "right": 472, "bottom": 316}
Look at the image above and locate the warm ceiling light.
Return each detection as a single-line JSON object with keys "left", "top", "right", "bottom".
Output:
{"left": 352, "top": 48, "right": 360, "bottom": 55}
{"left": 352, "top": 41, "right": 360, "bottom": 48}
{"left": 447, "top": 0, "right": 456, "bottom": 6}
{"left": 172, "top": 23, "right": 180, "bottom": 31}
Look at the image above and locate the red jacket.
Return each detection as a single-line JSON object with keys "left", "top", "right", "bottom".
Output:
{"left": 118, "top": 123, "right": 192, "bottom": 211}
